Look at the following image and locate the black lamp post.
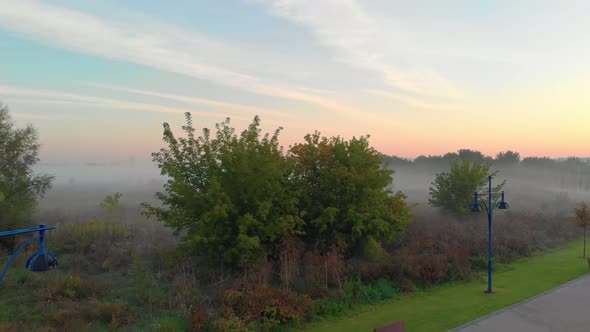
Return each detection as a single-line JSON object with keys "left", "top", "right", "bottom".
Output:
{"left": 469, "top": 175, "right": 509, "bottom": 294}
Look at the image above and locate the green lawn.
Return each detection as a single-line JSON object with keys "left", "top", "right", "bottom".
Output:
{"left": 299, "top": 241, "right": 589, "bottom": 332}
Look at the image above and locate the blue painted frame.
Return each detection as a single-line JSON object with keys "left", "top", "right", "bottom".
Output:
{"left": 0, "top": 224, "right": 58, "bottom": 286}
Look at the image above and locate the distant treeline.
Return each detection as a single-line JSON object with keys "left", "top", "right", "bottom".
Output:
{"left": 383, "top": 149, "right": 590, "bottom": 172}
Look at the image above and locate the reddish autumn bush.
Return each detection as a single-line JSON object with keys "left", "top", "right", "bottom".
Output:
{"left": 377, "top": 209, "right": 577, "bottom": 287}
{"left": 221, "top": 286, "right": 312, "bottom": 330}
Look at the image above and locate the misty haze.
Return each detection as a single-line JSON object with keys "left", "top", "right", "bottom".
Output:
{"left": 2, "top": 2, "right": 590, "bottom": 332}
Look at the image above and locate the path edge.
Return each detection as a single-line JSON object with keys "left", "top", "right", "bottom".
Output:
{"left": 448, "top": 272, "right": 590, "bottom": 331}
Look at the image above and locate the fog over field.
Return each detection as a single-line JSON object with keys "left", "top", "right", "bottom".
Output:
{"left": 35, "top": 160, "right": 162, "bottom": 211}
{"left": 34, "top": 157, "right": 590, "bottom": 221}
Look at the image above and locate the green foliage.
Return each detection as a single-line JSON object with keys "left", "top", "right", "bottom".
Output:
{"left": 312, "top": 279, "right": 398, "bottom": 318}
{"left": 100, "top": 192, "right": 123, "bottom": 210}
{"left": 0, "top": 104, "right": 53, "bottom": 249}
{"left": 469, "top": 256, "right": 488, "bottom": 271}
{"left": 361, "top": 236, "right": 390, "bottom": 263}
{"left": 360, "top": 279, "right": 398, "bottom": 304}
{"left": 429, "top": 159, "right": 505, "bottom": 216}
{"left": 312, "top": 298, "right": 349, "bottom": 318}
{"left": 144, "top": 114, "right": 301, "bottom": 266}
{"left": 289, "top": 132, "right": 411, "bottom": 253}
{"left": 145, "top": 114, "right": 411, "bottom": 266}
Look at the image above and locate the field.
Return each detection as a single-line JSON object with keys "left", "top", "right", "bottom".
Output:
{"left": 300, "top": 240, "right": 588, "bottom": 332}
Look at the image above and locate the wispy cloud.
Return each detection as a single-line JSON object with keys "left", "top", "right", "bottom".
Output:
{"left": 259, "top": 0, "right": 465, "bottom": 100}
{"left": 85, "top": 83, "right": 296, "bottom": 120}
{"left": 0, "top": 85, "right": 249, "bottom": 120}
{"left": 366, "top": 89, "right": 467, "bottom": 113}
{"left": 0, "top": 0, "right": 375, "bottom": 120}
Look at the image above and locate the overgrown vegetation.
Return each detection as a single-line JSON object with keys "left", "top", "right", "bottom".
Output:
{"left": 302, "top": 240, "right": 589, "bottom": 332}
{"left": 0, "top": 109, "right": 588, "bottom": 331}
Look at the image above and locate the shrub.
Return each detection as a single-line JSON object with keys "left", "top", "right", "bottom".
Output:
{"left": 361, "top": 279, "right": 398, "bottom": 304}
{"left": 312, "top": 298, "right": 349, "bottom": 318}
{"left": 373, "top": 279, "right": 398, "bottom": 300}
{"left": 47, "top": 274, "right": 104, "bottom": 300}
{"left": 213, "top": 317, "right": 249, "bottom": 332}
{"left": 51, "top": 221, "right": 134, "bottom": 273}
{"left": 469, "top": 256, "right": 487, "bottom": 271}
{"left": 222, "top": 286, "right": 312, "bottom": 330}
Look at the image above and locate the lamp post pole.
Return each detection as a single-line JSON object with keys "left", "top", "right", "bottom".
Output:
{"left": 470, "top": 175, "right": 509, "bottom": 294}
{"left": 486, "top": 175, "right": 493, "bottom": 294}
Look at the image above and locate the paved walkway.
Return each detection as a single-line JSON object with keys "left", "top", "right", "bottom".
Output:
{"left": 451, "top": 274, "right": 590, "bottom": 332}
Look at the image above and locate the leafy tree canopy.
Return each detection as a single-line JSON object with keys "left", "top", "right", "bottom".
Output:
{"left": 429, "top": 159, "right": 504, "bottom": 216}
{"left": 0, "top": 104, "right": 53, "bottom": 250}
{"left": 144, "top": 114, "right": 301, "bottom": 266}
{"left": 289, "top": 132, "right": 411, "bottom": 255}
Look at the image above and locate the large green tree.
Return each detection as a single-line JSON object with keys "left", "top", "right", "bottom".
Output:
{"left": 429, "top": 159, "right": 504, "bottom": 216}
{"left": 289, "top": 132, "right": 411, "bottom": 256}
{"left": 143, "top": 114, "right": 301, "bottom": 267}
{"left": 0, "top": 104, "right": 53, "bottom": 251}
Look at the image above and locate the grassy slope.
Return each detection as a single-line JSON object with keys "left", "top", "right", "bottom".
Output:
{"left": 300, "top": 240, "right": 588, "bottom": 332}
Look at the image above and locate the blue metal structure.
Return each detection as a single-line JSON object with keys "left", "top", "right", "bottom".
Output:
{"left": 0, "top": 224, "right": 58, "bottom": 286}
{"left": 469, "top": 176, "right": 509, "bottom": 294}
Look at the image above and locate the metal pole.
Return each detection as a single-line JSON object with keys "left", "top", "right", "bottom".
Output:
{"left": 0, "top": 235, "right": 39, "bottom": 286}
{"left": 39, "top": 224, "right": 48, "bottom": 269}
{"left": 39, "top": 224, "right": 46, "bottom": 255}
{"left": 487, "top": 175, "right": 493, "bottom": 293}
{"left": 584, "top": 225, "right": 587, "bottom": 258}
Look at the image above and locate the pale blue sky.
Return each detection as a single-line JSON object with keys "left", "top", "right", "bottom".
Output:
{"left": 2, "top": 0, "right": 590, "bottom": 161}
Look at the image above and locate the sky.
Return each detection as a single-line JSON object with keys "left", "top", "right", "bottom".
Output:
{"left": 1, "top": 0, "right": 590, "bottom": 161}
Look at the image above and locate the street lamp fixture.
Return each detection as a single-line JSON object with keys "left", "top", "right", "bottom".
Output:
{"left": 470, "top": 175, "right": 509, "bottom": 294}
